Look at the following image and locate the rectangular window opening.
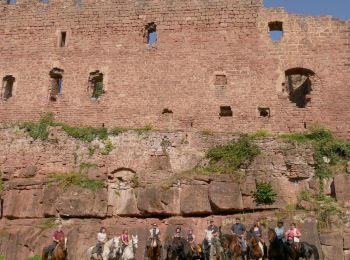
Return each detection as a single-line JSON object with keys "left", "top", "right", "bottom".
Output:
{"left": 60, "top": 31, "right": 67, "bottom": 47}
{"left": 219, "top": 106, "right": 232, "bottom": 117}
{"left": 49, "top": 68, "right": 63, "bottom": 101}
{"left": 268, "top": 21, "right": 283, "bottom": 41}
{"left": 89, "top": 71, "right": 104, "bottom": 99}
{"left": 2, "top": 75, "right": 15, "bottom": 100}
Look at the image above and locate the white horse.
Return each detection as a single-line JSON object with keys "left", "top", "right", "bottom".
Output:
{"left": 86, "top": 237, "right": 119, "bottom": 260}
{"left": 116, "top": 235, "right": 138, "bottom": 260}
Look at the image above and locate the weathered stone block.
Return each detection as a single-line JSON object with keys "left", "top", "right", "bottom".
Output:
{"left": 180, "top": 185, "right": 211, "bottom": 215}
{"left": 209, "top": 182, "right": 243, "bottom": 212}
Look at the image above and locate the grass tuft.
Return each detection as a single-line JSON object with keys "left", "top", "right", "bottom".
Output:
{"left": 48, "top": 172, "right": 104, "bottom": 191}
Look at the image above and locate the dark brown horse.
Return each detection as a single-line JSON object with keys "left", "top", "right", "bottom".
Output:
{"left": 145, "top": 238, "right": 162, "bottom": 260}
{"left": 221, "top": 234, "right": 245, "bottom": 260}
{"left": 267, "top": 229, "right": 291, "bottom": 260}
{"left": 42, "top": 237, "right": 68, "bottom": 260}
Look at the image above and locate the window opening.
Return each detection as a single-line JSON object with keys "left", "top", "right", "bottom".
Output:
{"left": 219, "top": 106, "right": 232, "bottom": 117}
{"left": 7, "top": 0, "right": 16, "bottom": 4}
{"left": 60, "top": 31, "right": 67, "bottom": 47}
{"left": 162, "top": 108, "right": 173, "bottom": 114}
{"left": 268, "top": 21, "right": 283, "bottom": 41}
{"left": 88, "top": 71, "right": 104, "bottom": 99}
{"left": 285, "top": 68, "right": 314, "bottom": 108}
{"left": 145, "top": 22, "right": 157, "bottom": 45}
{"left": 49, "top": 68, "right": 63, "bottom": 101}
{"left": 1, "top": 75, "right": 15, "bottom": 101}
{"left": 258, "top": 107, "right": 270, "bottom": 118}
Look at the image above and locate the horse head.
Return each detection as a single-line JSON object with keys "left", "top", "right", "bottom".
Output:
{"left": 204, "top": 230, "right": 213, "bottom": 245}
{"left": 268, "top": 228, "right": 277, "bottom": 243}
{"left": 131, "top": 235, "right": 138, "bottom": 250}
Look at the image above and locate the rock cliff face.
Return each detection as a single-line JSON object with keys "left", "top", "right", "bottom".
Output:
{"left": 0, "top": 126, "right": 348, "bottom": 259}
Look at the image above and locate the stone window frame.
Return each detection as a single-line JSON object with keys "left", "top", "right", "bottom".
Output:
{"left": 88, "top": 70, "right": 104, "bottom": 100}
{"left": 284, "top": 67, "right": 315, "bottom": 108}
{"left": 1, "top": 75, "right": 15, "bottom": 101}
{"left": 56, "top": 29, "right": 69, "bottom": 48}
{"left": 49, "top": 68, "right": 64, "bottom": 102}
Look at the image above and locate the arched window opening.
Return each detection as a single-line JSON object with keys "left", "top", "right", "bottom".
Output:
{"left": 49, "top": 68, "right": 63, "bottom": 101}
{"left": 268, "top": 21, "right": 283, "bottom": 41}
{"left": 2, "top": 75, "right": 15, "bottom": 101}
{"left": 285, "top": 68, "right": 315, "bottom": 108}
{"left": 88, "top": 71, "right": 104, "bottom": 99}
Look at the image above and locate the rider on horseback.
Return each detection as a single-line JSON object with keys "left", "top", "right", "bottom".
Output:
{"left": 46, "top": 224, "right": 65, "bottom": 260}
{"left": 120, "top": 229, "right": 130, "bottom": 255}
{"left": 230, "top": 217, "right": 247, "bottom": 252}
{"left": 207, "top": 219, "right": 219, "bottom": 238}
{"left": 275, "top": 221, "right": 285, "bottom": 241}
{"left": 147, "top": 223, "right": 161, "bottom": 247}
{"left": 174, "top": 226, "right": 182, "bottom": 238}
{"left": 96, "top": 227, "right": 107, "bottom": 259}
{"left": 285, "top": 222, "right": 301, "bottom": 250}
{"left": 187, "top": 228, "right": 196, "bottom": 244}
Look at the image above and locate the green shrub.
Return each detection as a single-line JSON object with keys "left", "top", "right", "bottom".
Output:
{"left": 48, "top": 172, "right": 104, "bottom": 191}
{"left": 52, "top": 122, "right": 108, "bottom": 142}
{"left": 93, "top": 82, "right": 104, "bottom": 99}
{"left": 21, "top": 112, "right": 54, "bottom": 140}
{"left": 205, "top": 135, "right": 260, "bottom": 173}
{"left": 25, "top": 255, "right": 42, "bottom": 260}
{"left": 316, "top": 195, "right": 341, "bottom": 230}
{"left": 88, "top": 145, "right": 95, "bottom": 157}
{"left": 79, "top": 162, "right": 97, "bottom": 172}
{"left": 253, "top": 180, "right": 277, "bottom": 204}
{"left": 281, "top": 126, "right": 350, "bottom": 189}
{"left": 135, "top": 124, "right": 153, "bottom": 134}
{"left": 251, "top": 129, "right": 271, "bottom": 138}
{"left": 101, "top": 139, "right": 114, "bottom": 155}
{"left": 0, "top": 256, "right": 4, "bottom": 260}
{"left": 21, "top": 113, "right": 108, "bottom": 142}
{"left": 109, "top": 127, "right": 129, "bottom": 136}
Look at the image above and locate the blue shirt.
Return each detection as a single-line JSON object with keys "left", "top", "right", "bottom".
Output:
{"left": 275, "top": 227, "right": 284, "bottom": 239}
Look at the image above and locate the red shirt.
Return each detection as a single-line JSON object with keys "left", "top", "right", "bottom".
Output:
{"left": 53, "top": 230, "right": 64, "bottom": 241}
{"left": 121, "top": 234, "right": 129, "bottom": 245}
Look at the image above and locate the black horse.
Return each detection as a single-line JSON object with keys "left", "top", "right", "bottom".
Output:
{"left": 163, "top": 236, "right": 191, "bottom": 260}
{"left": 288, "top": 241, "right": 320, "bottom": 260}
{"left": 267, "top": 229, "right": 292, "bottom": 260}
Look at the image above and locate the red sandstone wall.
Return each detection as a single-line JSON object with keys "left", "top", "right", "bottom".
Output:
{"left": 0, "top": 0, "right": 349, "bottom": 137}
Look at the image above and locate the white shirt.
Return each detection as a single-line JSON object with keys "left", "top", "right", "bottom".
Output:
{"left": 149, "top": 228, "right": 160, "bottom": 237}
{"left": 98, "top": 232, "right": 107, "bottom": 243}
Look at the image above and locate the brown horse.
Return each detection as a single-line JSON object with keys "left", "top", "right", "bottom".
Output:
{"left": 267, "top": 229, "right": 291, "bottom": 260}
{"left": 246, "top": 237, "right": 266, "bottom": 260}
{"left": 221, "top": 234, "right": 244, "bottom": 260}
{"left": 145, "top": 238, "right": 161, "bottom": 260}
{"left": 42, "top": 237, "right": 68, "bottom": 260}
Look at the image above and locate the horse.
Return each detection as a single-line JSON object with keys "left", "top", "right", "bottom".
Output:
{"left": 163, "top": 236, "right": 191, "bottom": 260}
{"left": 246, "top": 237, "right": 266, "bottom": 260}
{"left": 209, "top": 236, "right": 225, "bottom": 260}
{"left": 42, "top": 237, "right": 68, "bottom": 260}
{"left": 286, "top": 241, "right": 320, "bottom": 260}
{"left": 145, "top": 237, "right": 162, "bottom": 260}
{"left": 221, "top": 234, "right": 245, "bottom": 260}
{"left": 189, "top": 243, "right": 204, "bottom": 260}
{"left": 267, "top": 229, "right": 292, "bottom": 260}
{"left": 115, "top": 235, "right": 138, "bottom": 260}
{"left": 86, "top": 237, "right": 119, "bottom": 260}
{"left": 202, "top": 230, "right": 213, "bottom": 260}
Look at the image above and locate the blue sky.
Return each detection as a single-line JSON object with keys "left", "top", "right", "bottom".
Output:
{"left": 264, "top": 0, "right": 350, "bottom": 20}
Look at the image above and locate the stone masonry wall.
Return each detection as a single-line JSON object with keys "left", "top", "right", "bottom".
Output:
{"left": 0, "top": 0, "right": 349, "bottom": 137}
{"left": 1, "top": 126, "right": 349, "bottom": 259}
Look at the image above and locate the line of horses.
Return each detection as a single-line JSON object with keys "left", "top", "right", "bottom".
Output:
{"left": 41, "top": 228, "right": 319, "bottom": 260}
